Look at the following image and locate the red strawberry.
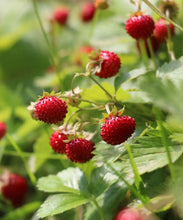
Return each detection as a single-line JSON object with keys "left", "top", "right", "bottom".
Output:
{"left": 35, "top": 96, "right": 68, "bottom": 124}
{"left": 154, "top": 18, "right": 175, "bottom": 42}
{"left": 95, "top": 50, "right": 121, "bottom": 78}
{"left": 80, "top": 2, "right": 95, "bottom": 22}
{"left": 50, "top": 132, "right": 68, "bottom": 154}
{"left": 66, "top": 138, "right": 95, "bottom": 163}
{"left": 125, "top": 13, "right": 155, "bottom": 40}
{"left": 114, "top": 208, "right": 144, "bottom": 220}
{"left": 1, "top": 173, "right": 27, "bottom": 207}
{"left": 0, "top": 122, "right": 6, "bottom": 139}
{"left": 101, "top": 115, "right": 135, "bottom": 145}
{"left": 136, "top": 36, "right": 160, "bottom": 57}
{"left": 53, "top": 7, "right": 69, "bottom": 26}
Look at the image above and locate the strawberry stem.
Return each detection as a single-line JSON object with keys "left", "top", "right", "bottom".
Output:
{"left": 91, "top": 196, "right": 106, "bottom": 220}
{"left": 138, "top": 39, "right": 149, "bottom": 68}
{"left": 6, "top": 134, "right": 36, "bottom": 185}
{"left": 147, "top": 38, "right": 158, "bottom": 70}
{"left": 32, "top": 0, "right": 62, "bottom": 88}
{"left": 154, "top": 107, "right": 176, "bottom": 181}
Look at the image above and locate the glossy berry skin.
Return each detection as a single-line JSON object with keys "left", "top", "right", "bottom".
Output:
{"left": 95, "top": 50, "right": 121, "bottom": 78}
{"left": 101, "top": 116, "right": 135, "bottom": 145}
{"left": 53, "top": 7, "right": 69, "bottom": 25}
{"left": 0, "top": 122, "right": 6, "bottom": 139}
{"left": 81, "top": 2, "right": 95, "bottom": 22}
{"left": 50, "top": 132, "right": 68, "bottom": 154}
{"left": 154, "top": 19, "right": 175, "bottom": 42}
{"left": 1, "top": 173, "right": 27, "bottom": 207}
{"left": 66, "top": 138, "right": 95, "bottom": 163}
{"left": 35, "top": 96, "right": 68, "bottom": 124}
{"left": 114, "top": 208, "right": 143, "bottom": 220}
{"left": 125, "top": 15, "right": 155, "bottom": 40}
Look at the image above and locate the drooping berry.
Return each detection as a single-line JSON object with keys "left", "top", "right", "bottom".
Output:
{"left": 95, "top": 50, "right": 121, "bottom": 78}
{"left": 66, "top": 138, "right": 95, "bottom": 163}
{"left": 53, "top": 7, "right": 69, "bottom": 26}
{"left": 50, "top": 132, "right": 68, "bottom": 154}
{"left": 101, "top": 116, "right": 135, "bottom": 145}
{"left": 35, "top": 96, "right": 68, "bottom": 124}
{"left": 0, "top": 122, "right": 6, "bottom": 139}
{"left": 154, "top": 18, "right": 175, "bottom": 42}
{"left": 80, "top": 2, "right": 95, "bottom": 22}
{"left": 94, "top": 0, "right": 109, "bottom": 10}
{"left": 125, "top": 13, "right": 155, "bottom": 40}
{"left": 1, "top": 173, "right": 27, "bottom": 207}
{"left": 114, "top": 208, "right": 143, "bottom": 220}
{"left": 136, "top": 36, "right": 160, "bottom": 57}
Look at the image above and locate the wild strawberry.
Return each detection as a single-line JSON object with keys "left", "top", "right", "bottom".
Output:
{"left": 80, "top": 2, "right": 95, "bottom": 22}
{"left": 35, "top": 95, "right": 68, "bottom": 124}
{"left": 114, "top": 208, "right": 144, "bottom": 220}
{"left": 94, "top": 0, "right": 109, "bottom": 10}
{"left": 53, "top": 7, "right": 69, "bottom": 26}
{"left": 154, "top": 18, "right": 175, "bottom": 42}
{"left": 75, "top": 45, "right": 94, "bottom": 66}
{"left": 66, "top": 138, "right": 95, "bottom": 163}
{"left": 101, "top": 115, "right": 135, "bottom": 145}
{"left": 50, "top": 132, "right": 68, "bottom": 154}
{"left": 136, "top": 36, "right": 160, "bottom": 57}
{"left": 1, "top": 173, "right": 27, "bottom": 207}
{"left": 95, "top": 50, "right": 121, "bottom": 78}
{"left": 0, "top": 122, "right": 6, "bottom": 139}
{"left": 125, "top": 13, "right": 155, "bottom": 40}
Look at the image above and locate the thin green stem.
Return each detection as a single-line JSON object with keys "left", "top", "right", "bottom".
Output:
{"left": 71, "top": 73, "right": 86, "bottom": 94}
{"left": 6, "top": 134, "right": 36, "bottom": 185}
{"left": 106, "top": 161, "right": 148, "bottom": 205}
{"left": 154, "top": 107, "right": 175, "bottom": 181}
{"left": 91, "top": 196, "right": 106, "bottom": 220}
{"left": 142, "top": 0, "right": 183, "bottom": 32}
{"left": 88, "top": 75, "right": 114, "bottom": 100}
{"left": 88, "top": 9, "right": 100, "bottom": 43}
{"left": 32, "top": 0, "right": 62, "bottom": 86}
{"left": 147, "top": 38, "right": 158, "bottom": 70}
{"left": 65, "top": 109, "right": 81, "bottom": 130}
{"left": 166, "top": 24, "right": 175, "bottom": 60}
{"left": 138, "top": 39, "right": 149, "bottom": 68}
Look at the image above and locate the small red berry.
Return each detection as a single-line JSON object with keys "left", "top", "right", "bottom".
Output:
{"left": 35, "top": 96, "right": 68, "bottom": 124}
{"left": 80, "top": 45, "right": 94, "bottom": 54}
{"left": 136, "top": 36, "right": 160, "bottom": 57}
{"left": 0, "top": 122, "right": 6, "bottom": 139}
{"left": 154, "top": 18, "right": 175, "bottom": 42}
{"left": 50, "top": 132, "right": 68, "bottom": 154}
{"left": 95, "top": 50, "right": 121, "bottom": 78}
{"left": 101, "top": 116, "right": 135, "bottom": 145}
{"left": 80, "top": 2, "right": 95, "bottom": 22}
{"left": 1, "top": 173, "right": 27, "bottom": 207}
{"left": 114, "top": 208, "right": 143, "bottom": 220}
{"left": 53, "top": 7, "right": 69, "bottom": 25}
{"left": 125, "top": 14, "right": 155, "bottom": 40}
{"left": 66, "top": 138, "right": 95, "bottom": 163}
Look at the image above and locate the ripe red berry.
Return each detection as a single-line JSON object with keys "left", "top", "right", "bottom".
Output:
{"left": 114, "top": 208, "right": 143, "bottom": 220}
{"left": 0, "top": 122, "right": 6, "bottom": 139}
{"left": 95, "top": 50, "right": 121, "bottom": 78}
{"left": 101, "top": 116, "right": 135, "bottom": 145}
{"left": 80, "top": 2, "right": 95, "bottom": 22}
{"left": 50, "top": 132, "right": 68, "bottom": 154}
{"left": 35, "top": 96, "right": 68, "bottom": 124}
{"left": 125, "top": 14, "right": 155, "bottom": 40}
{"left": 154, "top": 18, "right": 175, "bottom": 42}
{"left": 1, "top": 173, "right": 27, "bottom": 207}
{"left": 136, "top": 36, "right": 160, "bottom": 57}
{"left": 53, "top": 7, "right": 69, "bottom": 25}
{"left": 66, "top": 138, "right": 95, "bottom": 163}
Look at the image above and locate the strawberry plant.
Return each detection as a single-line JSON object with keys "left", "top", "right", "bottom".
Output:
{"left": 1, "top": 0, "right": 183, "bottom": 219}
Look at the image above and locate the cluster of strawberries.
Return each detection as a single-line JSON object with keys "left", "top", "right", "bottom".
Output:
{"left": 125, "top": 0, "right": 178, "bottom": 57}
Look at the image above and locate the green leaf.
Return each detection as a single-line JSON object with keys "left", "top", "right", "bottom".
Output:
{"left": 2, "top": 201, "right": 41, "bottom": 220}
{"left": 37, "top": 194, "right": 89, "bottom": 218}
{"left": 37, "top": 167, "right": 89, "bottom": 194}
